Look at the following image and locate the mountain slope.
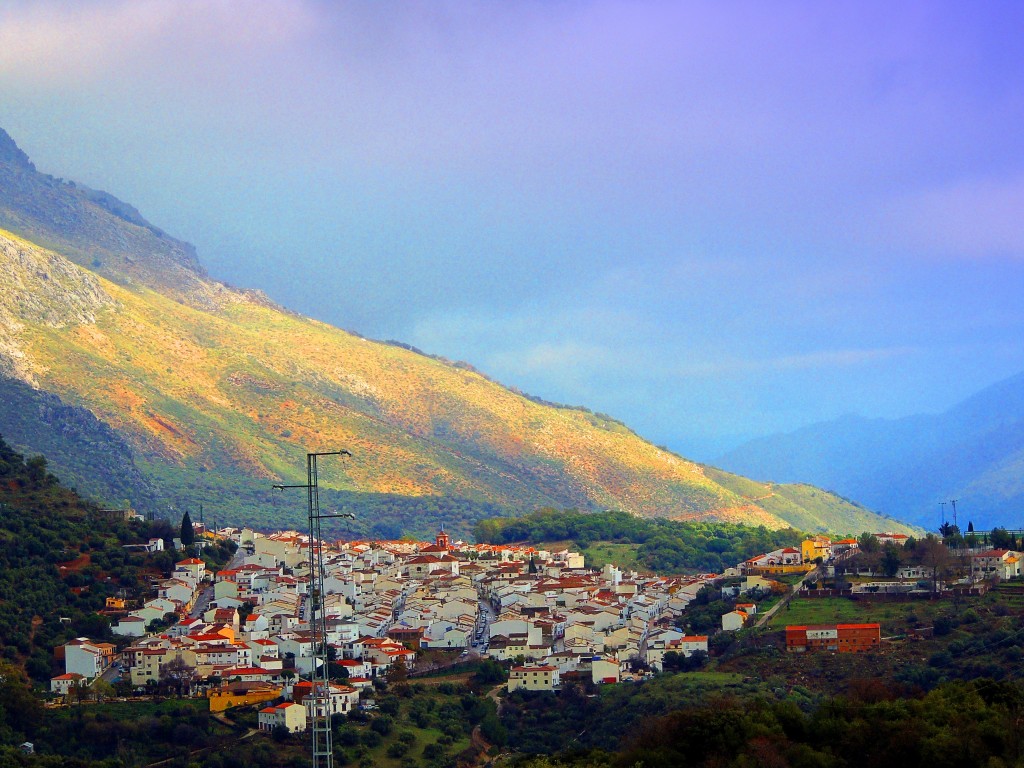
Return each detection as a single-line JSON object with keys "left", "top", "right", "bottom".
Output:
{"left": 717, "top": 372, "right": 1024, "bottom": 529}
{"left": 0, "top": 128, "right": 914, "bottom": 536}
{"left": 0, "top": 374, "right": 158, "bottom": 514}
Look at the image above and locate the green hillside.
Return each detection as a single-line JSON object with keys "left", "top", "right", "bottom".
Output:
{"left": 703, "top": 466, "right": 918, "bottom": 535}
{"left": 0, "top": 127, "right": 909, "bottom": 537}
{"left": 0, "top": 433, "right": 179, "bottom": 680}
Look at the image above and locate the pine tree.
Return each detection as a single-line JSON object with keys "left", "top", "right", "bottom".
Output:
{"left": 180, "top": 510, "right": 195, "bottom": 546}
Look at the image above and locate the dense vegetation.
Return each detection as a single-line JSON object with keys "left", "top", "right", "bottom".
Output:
{"left": 0, "top": 662, "right": 503, "bottom": 767}
{"left": 474, "top": 508, "right": 804, "bottom": 573}
{"left": 508, "top": 678, "right": 1024, "bottom": 768}
{"left": 0, "top": 434, "right": 233, "bottom": 681}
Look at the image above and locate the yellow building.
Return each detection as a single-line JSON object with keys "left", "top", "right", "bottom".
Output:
{"left": 801, "top": 537, "right": 833, "bottom": 563}
{"left": 508, "top": 665, "right": 560, "bottom": 692}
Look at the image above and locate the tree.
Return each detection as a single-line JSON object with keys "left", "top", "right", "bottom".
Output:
{"left": 160, "top": 656, "right": 197, "bottom": 696}
{"left": 881, "top": 544, "right": 902, "bottom": 578}
{"left": 662, "top": 650, "right": 682, "bottom": 672}
{"left": 91, "top": 678, "right": 114, "bottom": 702}
{"left": 370, "top": 715, "right": 394, "bottom": 736}
{"left": 918, "top": 534, "right": 952, "bottom": 594}
{"left": 473, "top": 658, "right": 507, "bottom": 685}
{"left": 71, "top": 677, "right": 90, "bottom": 705}
{"left": 858, "top": 532, "right": 880, "bottom": 553}
{"left": 385, "top": 657, "right": 408, "bottom": 685}
{"left": 0, "top": 660, "right": 44, "bottom": 733}
{"left": 180, "top": 511, "right": 195, "bottom": 547}
{"left": 991, "top": 527, "right": 1013, "bottom": 550}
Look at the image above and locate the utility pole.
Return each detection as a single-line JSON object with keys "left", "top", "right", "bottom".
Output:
{"left": 274, "top": 450, "right": 354, "bottom": 768}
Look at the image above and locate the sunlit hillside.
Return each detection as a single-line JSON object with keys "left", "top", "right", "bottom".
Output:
{"left": 0, "top": 227, "right": 922, "bottom": 537}
{"left": 0, "top": 127, "right": 918, "bottom": 536}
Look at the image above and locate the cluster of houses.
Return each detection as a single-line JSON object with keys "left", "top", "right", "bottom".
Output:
{"left": 110, "top": 557, "right": 208, "bottom": 638}
{"left": 53, "top": 526, "right": 728, "bottom": 701}
{"left": 59, "top": 525, "right": 1009, "bottom": 709}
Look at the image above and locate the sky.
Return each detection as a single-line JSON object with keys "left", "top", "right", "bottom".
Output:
{"left": 1, "top": 1, "right": 1023, "bottom": 458}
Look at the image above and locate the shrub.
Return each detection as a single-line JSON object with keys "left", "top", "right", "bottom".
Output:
{"left": 370, "top": 715, "right": 394, "bottom": 736}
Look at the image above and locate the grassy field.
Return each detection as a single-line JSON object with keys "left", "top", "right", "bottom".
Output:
{"left": 767, "top": 595, "right": 950, "bottom": 633}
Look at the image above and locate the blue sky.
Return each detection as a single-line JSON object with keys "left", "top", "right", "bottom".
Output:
{"left": 1, "top": 1, "right": 1022, "bottom": 457}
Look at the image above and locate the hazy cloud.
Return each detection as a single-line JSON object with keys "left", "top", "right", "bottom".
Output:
{"left": 0, "top": 1, "right": 316, "bottom": 84}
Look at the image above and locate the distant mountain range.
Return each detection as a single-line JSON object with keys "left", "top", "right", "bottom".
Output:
{"left": 717, "top": 372, "right": 1024, "bottom": 530}
{"left": 0, "top": 126, "right": 914, "bottom": 538}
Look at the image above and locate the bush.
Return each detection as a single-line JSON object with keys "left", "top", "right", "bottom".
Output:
{"left": 336, "top": 727, "right": 360, "bottom": 747}
{"left": 422, "top": 743, "right": 445, "bottom": 760}
{"left": 370, "top": 715, "right": 394, "bottom": 736}
{"left": 387, "top": 742, "right": 409, "bottom": 758}
{"left": 361, "top": 729, "right": 382, "bottom": 748}
{"left": 378, "top": 696, "right": 400, "bottom": 716}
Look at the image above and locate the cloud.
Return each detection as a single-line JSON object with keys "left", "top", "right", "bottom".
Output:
{"left": 1, "top": 1, "right": 1023, "bottom": 457}
{"left": 0, "top": 0, "right": 316, "bottom": 84}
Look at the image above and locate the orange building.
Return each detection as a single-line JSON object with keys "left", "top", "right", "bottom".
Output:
{"left": 786, "top": 623, "right": 880, "bottom": 653}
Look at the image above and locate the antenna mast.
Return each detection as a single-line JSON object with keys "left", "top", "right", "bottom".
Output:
{"left": 274, "top": 449, "right": 353, "bottom": 768}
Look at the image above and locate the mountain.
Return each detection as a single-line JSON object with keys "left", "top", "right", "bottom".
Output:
{"left": 0, "top": 127, "right": 914, "bottom": 537}
{"left": 716, "top": 372, "right": 1024, "bottom": 530}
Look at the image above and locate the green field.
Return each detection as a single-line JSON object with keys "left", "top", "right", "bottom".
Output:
{"left": 767, "top": 595, "right": 944, "bottom": 632}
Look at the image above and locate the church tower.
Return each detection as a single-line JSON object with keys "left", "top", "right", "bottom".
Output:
{"left": 435, "top": 525, "right": 451, "bottom": 551}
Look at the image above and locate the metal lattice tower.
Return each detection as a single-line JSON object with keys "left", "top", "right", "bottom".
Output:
{"left": 274, "top": 450, "right": 352, "bottom": 768}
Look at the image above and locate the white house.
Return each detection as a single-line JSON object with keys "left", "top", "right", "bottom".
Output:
{"left": 258, "top": 702, "right": 306, "bottom": 733}
{"left": 591, "top": 657, "right": 620, "bottom": 684}
{"left": 421, "top": 622, "right": 470, "bottom": 649}
{"left": 721, "top": 610, "right": 747, "bottom": 632}
{"left": 64, "top": 638, "right": 114, "bottom": 679}
{"left": 112, "top": 615, "right": 148, "bottom": 638}
{"left": 50, "top": 673, "right": 86, "bottom": 695}
{"left": 295, "top": 682, "right": 361, "bottom": 717}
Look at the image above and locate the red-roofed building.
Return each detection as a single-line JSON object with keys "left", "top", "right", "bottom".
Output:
{"left": 875, "top": 533, "right": 910, "bottom": 548}
{"left": 786, "top": 623, "right": 881, "bottom": 653}
{"left": 175, "top": 558, "right": 207, "bottom": 581}
{"left": 292, "top": 681, "right": 360, "bottom": 715}
{"left": 50, "top": 673, "right": 86, "bottom": 695}
{"left": 972, "top": 549, "right": 1021, "bottom": 580}
{"left": 258, "top": 702, "right": 306, "bottom": 733}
